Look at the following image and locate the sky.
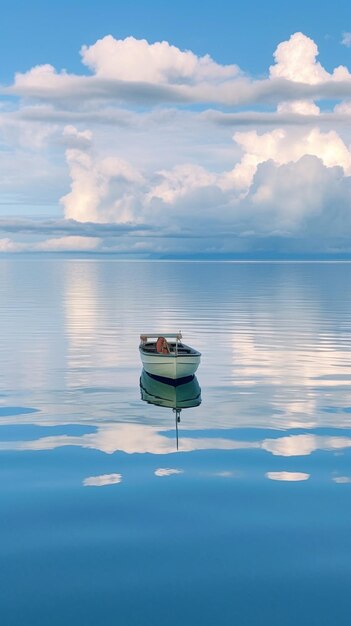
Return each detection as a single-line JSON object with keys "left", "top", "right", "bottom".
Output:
{"left": 1, "top": 0, "right": 351, "bottom": 257}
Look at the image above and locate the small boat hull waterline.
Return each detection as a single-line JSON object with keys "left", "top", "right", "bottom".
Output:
{"left": 139, "top": 333, "right": 201, "bottom": 381}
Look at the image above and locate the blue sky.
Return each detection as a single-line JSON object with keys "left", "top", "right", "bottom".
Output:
{"left": 1, "top": 0, "right": 350, "bottom": 77}
{"left": 1, "top": 0, "right": 351, "bottom": 256}
{"left": 0, "top": 0, "right": 347, "bottom": 80}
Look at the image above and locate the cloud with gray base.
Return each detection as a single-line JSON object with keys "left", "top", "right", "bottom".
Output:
{"left": 4, "top": 31, "right": 351, "bottom": 107}
{"left": 56, "top": 124, "right": 351, "bottom": 238}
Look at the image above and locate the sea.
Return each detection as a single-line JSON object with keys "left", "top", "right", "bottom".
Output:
{"left": 1, "top": 258, "right": 351, "bottom": 626}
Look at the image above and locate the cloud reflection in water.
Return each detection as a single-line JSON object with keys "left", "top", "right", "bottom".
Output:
{"left": 265, "top": 472, "right": 310, "bottom": 481}
{"left": 83, "top": 473, "right": 122, "bottom": 487}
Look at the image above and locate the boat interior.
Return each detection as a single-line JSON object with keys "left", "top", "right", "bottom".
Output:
{"left": 140, "top": 341, "right": 195, "bottom": 355}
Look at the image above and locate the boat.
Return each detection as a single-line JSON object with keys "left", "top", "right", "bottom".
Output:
{"left": 139, "top": 332, "right": 201, "bottom": 380}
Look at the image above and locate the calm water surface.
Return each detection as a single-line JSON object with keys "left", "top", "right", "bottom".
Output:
{"left": 1, "top": 259, "right": 351, "bottom": 625}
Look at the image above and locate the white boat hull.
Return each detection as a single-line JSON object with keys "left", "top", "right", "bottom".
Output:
{"left": 140, "top": 350, "right": 200, "bottom": 380}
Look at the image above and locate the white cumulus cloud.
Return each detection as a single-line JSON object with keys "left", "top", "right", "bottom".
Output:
{"left": 277, "top": 100, "right": 320, "bottom": 116}
{"left": 270, "top": 32, "right": 350, "bottom": 84}
{"left": 53, "top": 122, "right": 351, "bottom": 246}
{"left": 60, "top": 135, "right": 145, "bottom": 223}
{"left": 147, "top": 163, "right": 217, "bottom": 205}
{"left": 229, "top": 127, "right": 351, "bottom": 193}
{"left": 8, "top": 31, "right": 351, "bottom": 107}
{"left": 63, "top": 124, "right": 93, "bottom": 148}
{"left": 81, "top": 35, "right": 239, "bottom": 84}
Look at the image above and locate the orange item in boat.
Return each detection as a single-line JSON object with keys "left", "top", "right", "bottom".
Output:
{"left": 156, "top": 337, "right": 170, "bottom": 354}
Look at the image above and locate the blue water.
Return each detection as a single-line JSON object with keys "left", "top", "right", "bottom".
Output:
{"left": 1, "top": 259, "right": 351, "bottom": 625}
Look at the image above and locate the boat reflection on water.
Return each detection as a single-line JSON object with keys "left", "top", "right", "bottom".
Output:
{"left": 140, "top": 370, "right": 201, "bottom": 450}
